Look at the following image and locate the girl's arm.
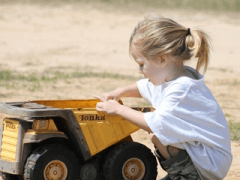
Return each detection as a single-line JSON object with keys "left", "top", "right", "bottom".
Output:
{"left": 119, "top": 83, "right": 142, "bottom": 98}
{"left": 96, "top": 99, "right": 152, "bottom": 133}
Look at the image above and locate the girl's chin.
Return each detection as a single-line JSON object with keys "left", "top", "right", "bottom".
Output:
{"left": 148, "top": 79, "right": 163, "bottom": 86}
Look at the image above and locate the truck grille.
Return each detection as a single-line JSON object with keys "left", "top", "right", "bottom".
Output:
{"left": 0, "top": 119, "right": 19, "bottom": 162}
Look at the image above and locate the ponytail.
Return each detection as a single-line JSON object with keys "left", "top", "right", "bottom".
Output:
{"left": 186, "top": 29, "right": 211, "bottom": 73}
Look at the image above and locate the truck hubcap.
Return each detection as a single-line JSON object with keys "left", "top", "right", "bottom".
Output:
{"left": 122, "top": 158, "right": 145, "bottom": 180}
{"left": 44, "top": 160, "right": 68, "bottom": 180}
{"left": 80, "top": 163, "right": 97, "bottom": 180}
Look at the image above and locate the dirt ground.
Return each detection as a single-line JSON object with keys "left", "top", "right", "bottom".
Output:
{"left": 0, "top": 1, "right": 240, "bottom": 179}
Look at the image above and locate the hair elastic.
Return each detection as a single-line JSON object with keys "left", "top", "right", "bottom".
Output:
{"left": 186, "top": 28, "right": 191, "bottom": 36}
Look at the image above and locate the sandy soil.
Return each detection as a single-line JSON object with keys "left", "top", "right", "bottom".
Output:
{"left": 0, "top": 1, "right": 240, "bottom": 179}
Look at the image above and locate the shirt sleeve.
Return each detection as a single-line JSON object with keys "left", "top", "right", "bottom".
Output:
{"left": 143, "top": 82, "right": 231, "bottom": 151}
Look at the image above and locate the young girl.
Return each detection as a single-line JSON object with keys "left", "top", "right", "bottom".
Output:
{"left": 95, "top": 14, "right": 232, "bottom": 180}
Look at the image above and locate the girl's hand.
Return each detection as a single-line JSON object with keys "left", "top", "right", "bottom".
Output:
{"left": 95, "top": 95, "right": 151, "bottom": 133}
{"left": 94, "top": 88, "right": 123, "bottom": 102}
{"left": 95, "top": 96, "right": 121, "bottom": 116}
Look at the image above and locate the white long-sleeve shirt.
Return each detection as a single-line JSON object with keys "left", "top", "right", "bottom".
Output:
{"left": 137, "top": 66, "right": 232, "bottom": 180}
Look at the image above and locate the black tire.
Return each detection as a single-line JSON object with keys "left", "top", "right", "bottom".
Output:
{"left": 23, "top": 144, "right": 80, "bottom": 180}
{"left": 103, "top": 142, "right": 158, "bottom": 180}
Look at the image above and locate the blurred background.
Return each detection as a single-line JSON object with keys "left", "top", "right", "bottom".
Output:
{"left": 0, "top": 0, "right": 240, "bottom": 179}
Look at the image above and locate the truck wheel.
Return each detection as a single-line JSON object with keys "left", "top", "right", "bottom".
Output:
{"left": 23, "top": 144, "right": 80, "bottom": 180}
{"left": 103, "top": 142, "right": 158, "bottom": 180}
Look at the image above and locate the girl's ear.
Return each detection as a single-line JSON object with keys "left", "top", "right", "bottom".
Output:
{"left": 160, "top": 55, "right": 168, "bottom": 67}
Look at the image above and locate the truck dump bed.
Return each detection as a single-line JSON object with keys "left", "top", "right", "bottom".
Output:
{"left": 31, "top": 99, "right": 140, "bottom": 157}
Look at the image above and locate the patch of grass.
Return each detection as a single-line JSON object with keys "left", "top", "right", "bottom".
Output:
{"left": 230, "top": 80, "right": 240, "bottom": 86}
{"left": 208, "top": 67, "right": 233, "bottom": 73}
{"left": 225, "top": 113, "right": 231, "bottom": 118}
{"left": 70, "top": 71, "right": 137, "bottom": 80}
{"left": 0, "top": 70, "right": 14, "bottom": 81}
{"left": 1, "top": 0, "right": 240, "bottom": 13}
{"left": 29, "top": 82, "right": 41, "bottom": 92}
{"left": 0, "top": 69, "right": 138, "bottom": 82}
{"left": 218, "top": 79, "right": 240, "bottom": 86}
{"left": 0, "top": 68, "right": 139, "bottom": 91}
{"left": 99, "top": 0, "right": 240, "bottom": 12}
{"left": 0, "top": 70, "right": 40, "bottom": 82}
{"left": 228, "top": 120, "right": 240, "bottom": 142}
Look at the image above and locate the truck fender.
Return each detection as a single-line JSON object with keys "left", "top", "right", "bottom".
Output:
{"left": 23, "top": 132, "right": 68, "bottom": 144}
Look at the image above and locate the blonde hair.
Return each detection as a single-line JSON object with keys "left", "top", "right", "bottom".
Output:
{"left": 129, "top": 14, "right": 211, "bottom": 73}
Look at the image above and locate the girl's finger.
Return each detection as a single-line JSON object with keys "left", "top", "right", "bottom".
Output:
{"left": 96, "top": 102, "right": 103, "bottom": 111}
{"left": 96, "top": 107, "right": 102, "bottom": 112}
{"left": 94, "top": 95, "right": 106, "bottom": 102}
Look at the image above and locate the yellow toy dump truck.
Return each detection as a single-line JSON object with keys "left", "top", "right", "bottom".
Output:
{"left": 0, "top": 99, "right": 157, "bottom": 180}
